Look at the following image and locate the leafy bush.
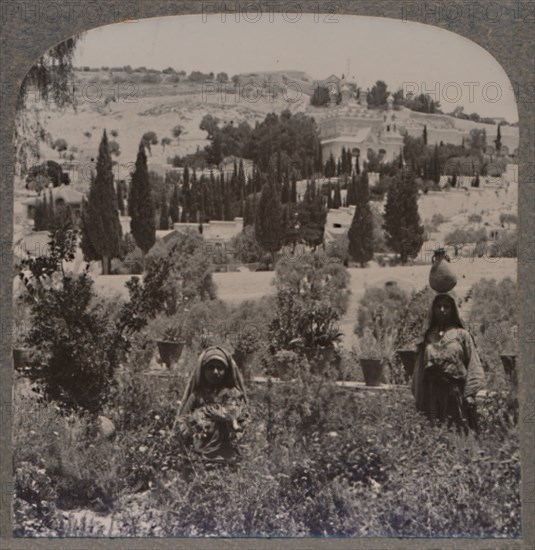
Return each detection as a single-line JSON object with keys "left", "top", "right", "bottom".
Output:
{"left": 145, "top": 230, "right": 217, "bottom": 315}
{"left": 468, "top": 277, "right": 517, "bottom": 390}
{"left": 355, "top": 282, "right": 410, "bottom": 338}
{"left": 19, "top": 228, "right": 124, "bottom": 413}
{"left": 229, "top": 226, "right": 263, "bottom": 264}
{"left": 275, "top": 252, "right": 350, "bottom": 315}
{"left": 494, "top": 230, "right": 517, "bottom": 258}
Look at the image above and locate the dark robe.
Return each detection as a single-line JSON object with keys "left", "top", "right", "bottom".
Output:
{"left": 412, "top": 293, "right": 485, "bottom": 433}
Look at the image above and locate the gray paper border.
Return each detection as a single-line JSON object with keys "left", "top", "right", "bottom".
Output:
{"left": 1, "top": 0, "right": 533, "bottom": 548}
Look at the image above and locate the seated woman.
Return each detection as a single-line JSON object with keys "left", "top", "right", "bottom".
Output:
{"left": 412, "top": 293, "right": 485, "bottom": 434}
{"left": 174, "top": 346, "right": 248, "bottom": 463}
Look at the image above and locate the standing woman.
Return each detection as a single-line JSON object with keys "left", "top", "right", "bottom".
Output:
{"left": 174, "top": 346, "right": 248, "bottom": 463}
{"left": 412, "top": 293, "right": 485, "bottom": 434}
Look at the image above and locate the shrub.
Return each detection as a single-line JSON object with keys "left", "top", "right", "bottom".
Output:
{"left": 229, "top": 225, "right": 263, "bottom": 264}
{"left": 141, "top": 73, "right": 162, "bottom": 84}
{"left": 468, "top": 277, "right": 517, "bottom": 390}
{"left": 275, "top": 252, "right": 350, "bottom": 315}
{"left": 355, "top": 283, "right": 410, "bottom": 338}
{"left": 145, "top": 230, "right": 217, "bottom": 315}
{"left": 19, "top": 228, "right": 124, "bottom": 414}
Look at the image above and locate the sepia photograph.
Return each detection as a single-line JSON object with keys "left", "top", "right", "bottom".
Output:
{"left": 8, "top": 10, "right": 524, "bottom": 539}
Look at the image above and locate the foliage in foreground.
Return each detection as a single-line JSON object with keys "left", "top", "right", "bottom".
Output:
{"left": 13, "top": 368, "right": 521, "bottom": 538}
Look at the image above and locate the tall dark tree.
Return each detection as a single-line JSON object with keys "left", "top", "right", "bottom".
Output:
{"left": 324, "top": 152, "right": 336, "bottom": 178}
{"left": 80, "top": 130, "right": 122, "bottom": 274}
{"left": 129, "top": 141, "right": 156, "bottom": 256}
{"left": 333, "top": 183, "right": 342, "bottom": 209}
{"left": 223, "top": 178, "right": 233, "bottom": 220}
{"left": 159, "top": 190, "right": 170, "bottom": 230}
{"left": 297, "top": 181, "right": 327, "bottom": 250}
{"left": 180, "top": 175, "right": 192, "bottom": 222}
{"left": 494, "top": 124, "right": 502, "bottom": 153}
{"left": 367, "top": 80, "right": 388, "bottom": 108}
{"left": 169, "top": 183, "right": 180, "bottom": 224}
{"left": 348, "top": 171, "right": 374, "bottom": 266}
{"left": 432, "top": 143, "right": 441, "bottom": 184}
{"left": 423, "top": 125, "right": 428, "bottom": 145}
{"left": 255, "top": 179, "right": 284, "bottom": 254}
{"left": 347, "top": 173, "right": 356, "bottom": 206}
{"left": 290, "top": 174, "right": 297, "bottom": 203}
{"left": 383, "top": 171, "right": 424, "bottom": 264}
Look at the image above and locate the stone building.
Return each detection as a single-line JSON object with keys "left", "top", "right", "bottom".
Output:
{"left": 314, "top": 78, "right": 404, "bottom": 166}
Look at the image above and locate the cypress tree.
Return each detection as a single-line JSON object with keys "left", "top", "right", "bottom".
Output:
{"left": 333, "top": 183, "right": 342, "bottom": 209}
{"left": 34, "top": 195, "right": 47, "bottom": 231}
{"left": 423, "top": 125, "right": 428, "bottom": 145}
{"left": 159, "top": 189, "right": 170, "bottom": 230}
{"left": 223, "top": 178, "right": 233, "bottom": 220}
{"left": 180, "top": 177, "right": 191, "bottom": 222}
{"left": 433, "top": 144, "right": 441, "bottom": 184}
{"left": 494, "top": 124, "right": 502, "bottom": 153}
{"left": 348, "top": 171, "right": 373, "bottom": 267}
{"left": 80, "top": 130, "right": 122, "bottom": 274}
{"left": 290, "top": 173, "right": 297, "bottom": 203}
{"left": 47, "top": 189, "right": 55, "bottom": 226}
{"left": 255, "top": 179, "right": 284, "bottom": 254}
{"left": 169, "top": 183, "right": 180, "bottom": 223}
{"left": 190, "top": 173, "right": 200, "bottom": 222}
{"left": 297, "top": 180, "right": 327, "bottom": 250}
{"left": 281, "top": 179, "right": 290, "bottom": 204}
{"left": 129, "top": 141, "right": 155, "bottom": 256}
{"left": 238, "top": 160, "right": 246, "bottom": 200}
{"left": 326, "top": 182, "right": 333, "bottom": 209}
{"left": 383, "top": 170, "right": 424, "bottom": 264}
{"left": 203, "top": 176, "right": 214, "bottom": 221}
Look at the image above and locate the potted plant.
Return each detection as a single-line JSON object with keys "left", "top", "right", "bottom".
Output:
{"left": 353, "top": 328, "right": 396, "bottom": 386}
{"left": 300, "top": 302, "right": 343, "bottom": 372}
{"left": 156, "top": 324, "right": 186, "bottom": 370}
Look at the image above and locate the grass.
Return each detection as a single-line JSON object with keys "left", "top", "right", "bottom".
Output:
{"left": 13, "top": 364, "right": 521, "bottom": 538}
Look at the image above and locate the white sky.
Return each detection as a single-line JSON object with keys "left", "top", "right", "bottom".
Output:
{"left": 73, "top": 13, "right": 518, "bottom": 122}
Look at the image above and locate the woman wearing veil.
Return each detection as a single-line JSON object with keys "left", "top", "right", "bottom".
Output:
{"left": 174, "top": 346, "right": 248, "bottom": 463}
{"left": 412, "top": 293, "right": 485, "bottom": 434}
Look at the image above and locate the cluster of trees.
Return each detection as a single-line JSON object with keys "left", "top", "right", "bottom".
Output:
{"left": 324, "top": 147, "right": 358, "bottom": 179}
{"left": 402, "top": 126, "right": 506, "bottom": 185}
{"left": 449, "top": 106, "right": 512, "bottom": 126}
{"left": 25, "top": 160, "right": 70, "bottom": 192}
{"left": 346, "top": 168, "right": 424, "bottom": 266}
{"left": 309, "top": 78, "right": 442, "bottom": 114}
{"left": 33, "top": 192, "right": 75, "bottom": 232}
{"left": 194, "top": 110, "right": 323, "bottom": 179}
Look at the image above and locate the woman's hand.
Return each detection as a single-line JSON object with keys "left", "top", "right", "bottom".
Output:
{"left": 465, "top": 395, "right": 476, "bottom": 406}
{"left": 204, "top": 404, "right": 229, "bottom": 422}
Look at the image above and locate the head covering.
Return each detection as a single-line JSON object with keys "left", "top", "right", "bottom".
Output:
{"left": 178, "top": 346, "right": 247, "bottom": 415}
{"left": 417, "top": 292, "right": 465, "bottom": 346}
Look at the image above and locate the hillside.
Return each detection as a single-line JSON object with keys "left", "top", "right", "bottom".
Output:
{"left": 20, "top": 69, "right": 518, "bottom": 190}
